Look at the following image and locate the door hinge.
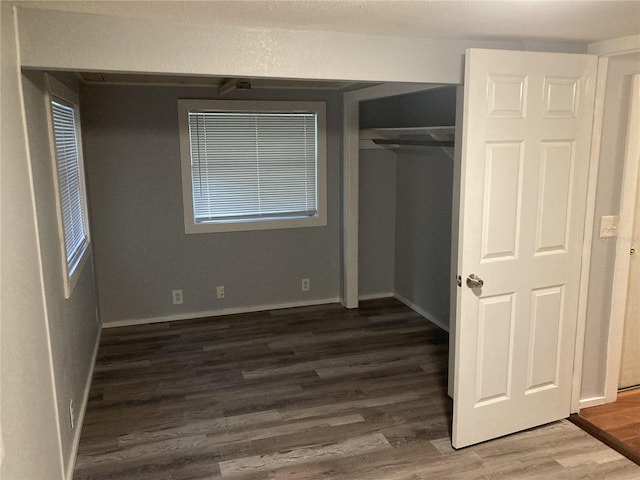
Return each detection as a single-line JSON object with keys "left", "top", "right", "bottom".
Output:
{"left": 456, "top": 275, "right": 462, "bottom": 287}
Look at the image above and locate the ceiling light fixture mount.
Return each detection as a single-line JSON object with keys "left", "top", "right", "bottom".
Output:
{"left": 218, "top": 79, "right": 252, "bottom": 96}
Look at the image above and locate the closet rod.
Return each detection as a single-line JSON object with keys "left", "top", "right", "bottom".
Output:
{"left": 373, "top": 139, "right": 454, "bottom": 148}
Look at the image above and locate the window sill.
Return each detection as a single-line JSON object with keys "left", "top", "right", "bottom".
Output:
{"left": 64, "top": 241, "right": 91, "bottom": 299}
{"left": 185, "top": 215, "right": 327, "bottom": 234}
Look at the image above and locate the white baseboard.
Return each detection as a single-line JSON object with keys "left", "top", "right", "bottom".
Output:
{"left": 102, "top": 297, "right": 341, "bottom": 328}
{"left": 65, "top": 325, "right": 101, "bottom": 480}
{"left": 393, "top": 293, "right": 449, "bottom": 333}
{"left": 578, "top": 395, "right": 607, "bottom": 410}
{"left": 358, "top": 292, "right": 394, "bottom": 301}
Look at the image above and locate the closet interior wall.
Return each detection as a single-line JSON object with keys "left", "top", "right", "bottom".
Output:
{"left": 358, "top": 88, "right": 456, "bottom": 331}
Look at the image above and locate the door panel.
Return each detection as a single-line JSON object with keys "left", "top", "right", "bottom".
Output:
{"left": 536, "top": 142, "right": 573, "bottom": 253}
{"left": 527, "top": 285, "right": 564, "bottom": 392}
{"left": 453, "top": 49, "right": 596, "bottom": 448}
{"left": 482, "top": 142, "right": 523, "bottom": 261}
{"left": 476, "top": 293, "right": 515, "bottom": 405}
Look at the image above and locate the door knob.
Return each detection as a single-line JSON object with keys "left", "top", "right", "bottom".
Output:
{"left": 466, "top": 274, "right": 484, "bottom": 289}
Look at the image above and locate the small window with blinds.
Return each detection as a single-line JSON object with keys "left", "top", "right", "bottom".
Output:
{"left": 46, "top": 74, "right": 91, "bottom": 298}
{"left": 178, "top": 100, "right": 327, "bottom": 233}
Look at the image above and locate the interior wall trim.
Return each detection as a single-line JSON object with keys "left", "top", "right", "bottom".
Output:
{"left": 102, "top": 298, "right": 341, "bottom": 329}
{"left": 572, "top": 55, "right": 609, "bottom": 412}
{"left": 587, "top": 35, "right": 640, "bottom": 57}
{"left": 65, "top": 325, "right": 101, "bottom": 480}
{"left": 578, "top": 395, "right": 607, "bottom": 410}
{"left": 394, "top": 292, "right": 449, "bottom": 333}
{"left": 358, "top": 292, "right": 394, "bottom": 301}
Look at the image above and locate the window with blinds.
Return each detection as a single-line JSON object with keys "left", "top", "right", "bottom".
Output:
{"left": 51, "top": 100, "right": 89, "bottom": 269}
{"left": 179, "top": 100, "right": 327, "bottom": 233}
{"left": 46, "top": 73, "right": 92, "bottom": 299}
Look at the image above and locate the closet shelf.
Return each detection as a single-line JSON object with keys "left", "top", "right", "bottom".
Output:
{"left": 360, "top": 126, "right": 455, "bottom": 150}
{"left": 373, "top": 138, "right": 454, "bottom": 148}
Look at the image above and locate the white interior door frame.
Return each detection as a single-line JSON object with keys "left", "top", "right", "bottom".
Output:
{"left": 341, "top": 82, "right": 448, "bottom": 308}
{"left": 571, "top": 56, "right": 609, "bottom": 412}
{"left": 604, "top": 74, "right": 640, "bottom": 402}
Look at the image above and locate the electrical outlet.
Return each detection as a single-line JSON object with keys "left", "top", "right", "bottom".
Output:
{"left": 600, "top": 215, "right": 619, "bottom": 238}
{"left": 69, "top": 399, "right": 74, "bottom": 429}
{"left": 301, "top": 278, "right": 310, "bottom": 292}
{"left": 216, "top": 286, "right": 225, "bottom": 299}
{"left": 172, "top": 289, "right": 183, "bottom": 305}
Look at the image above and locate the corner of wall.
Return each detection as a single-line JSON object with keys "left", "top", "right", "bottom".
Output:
{"left": 1, "top": 2, "right": 65, "bottom": 477}
{"left": 20, "top": 67, "right": 101, "bottom": 478}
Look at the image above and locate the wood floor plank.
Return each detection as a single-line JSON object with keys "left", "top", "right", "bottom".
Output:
{"left": 118, "top": 409, "right": 284, "bottom": 446}
{"left": 573, "top": 387, "right": 640, "bottom": 465}
{"left": 74, "top": 299, "right": 639, "bottom": 479}
{"left": 218, "top": 433, "right": 391, "bottom": 477}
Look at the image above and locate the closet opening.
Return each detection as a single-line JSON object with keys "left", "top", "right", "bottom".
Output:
{"left": 358, "top": 86, "right": 457, "bottom": 331}
{"left": 345, "top": 84, "right": 461, "bottom": 393}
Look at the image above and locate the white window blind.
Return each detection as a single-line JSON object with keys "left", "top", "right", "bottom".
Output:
{"left": 187, "top": 111, "right": 318, "bottom": 223}
{"left": 51, "top": 99, "right": 89, "bottom": 269}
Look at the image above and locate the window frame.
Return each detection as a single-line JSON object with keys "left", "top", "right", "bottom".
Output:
{"left": 45, "top": 74, "right": 91, "bottom": 299}
{"left": 177, "top": 99, "right": 327, "bottom": 234}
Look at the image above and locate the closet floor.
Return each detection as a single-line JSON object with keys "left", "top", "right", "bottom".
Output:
{"left": 571, "top": 388, "right": 640, "bottom": 466}
{"left": 73, "top": 298, "right": 639, "bottom": 479}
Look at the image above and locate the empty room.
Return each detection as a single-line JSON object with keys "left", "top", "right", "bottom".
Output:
{"left": 2, "top": 1, "right": 640, "bottom": 479}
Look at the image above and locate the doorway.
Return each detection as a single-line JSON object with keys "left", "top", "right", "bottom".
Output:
{"left": 605, "top": 73, "right": 640, "bottom": 401}
{"left": 342, "top": 82, "right": 461, "bottom": 399}
{"left": 619, "top": 166, "right": 640, "bottom": 391}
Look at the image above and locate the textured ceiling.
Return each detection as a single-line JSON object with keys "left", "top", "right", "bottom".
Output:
{"left": 16, "top": 1, "right": 640, "bottom": 44}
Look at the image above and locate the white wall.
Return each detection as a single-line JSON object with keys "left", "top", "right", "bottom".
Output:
{"left": 0, "top": 4, "right": 64, "bottom": 478}
{"left": 21, "top": 70, "right": 101, "bottom": 477}
{"left": 581, "top": 51, "right": 640, "bottom": 400}
{"left": 16, "top": 7, "right": 586, "bottom": 85}
{"left": 81, "top": 84, "right": 342, "bottom": 325}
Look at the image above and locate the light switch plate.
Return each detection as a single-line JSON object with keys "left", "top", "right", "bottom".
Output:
{"left": 600, "top": 215, "right": 619, "bottom": 238}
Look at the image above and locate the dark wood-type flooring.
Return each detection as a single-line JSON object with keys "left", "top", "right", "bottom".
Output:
{"left": 74, "top": 298, "right": 640, "bottom": 479}
{"left": 571, "top": 388, "right": 640, "bottom": 466}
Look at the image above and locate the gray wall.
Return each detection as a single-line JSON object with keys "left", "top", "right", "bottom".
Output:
{"left": 394, "top": 149, "right": 454, "bottom": 329}
{"left": 81, "top": 85, "right": 342, "bottom": 325}
{"left": 21, "top": 70, "right": 101, "bottom": 476}
{"left": 358, "top": 149, "right": 397, "bottom": 297}
{"left": 0, "top": 3, "right": 64, "bottom": 478}
{"left": 359, "top": 87, "right": 457, "bottom": 129}
{"left": 582, "top": 52, "right": 640, "bottom": 400}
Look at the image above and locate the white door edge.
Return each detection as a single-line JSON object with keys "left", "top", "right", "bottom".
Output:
{"left": 448, "top": 85, "right": 465, "bottom": 399}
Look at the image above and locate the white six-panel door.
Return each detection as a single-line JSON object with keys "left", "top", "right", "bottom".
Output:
{"left": 453, "top": 49, "right": 597, "bottom": 448}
